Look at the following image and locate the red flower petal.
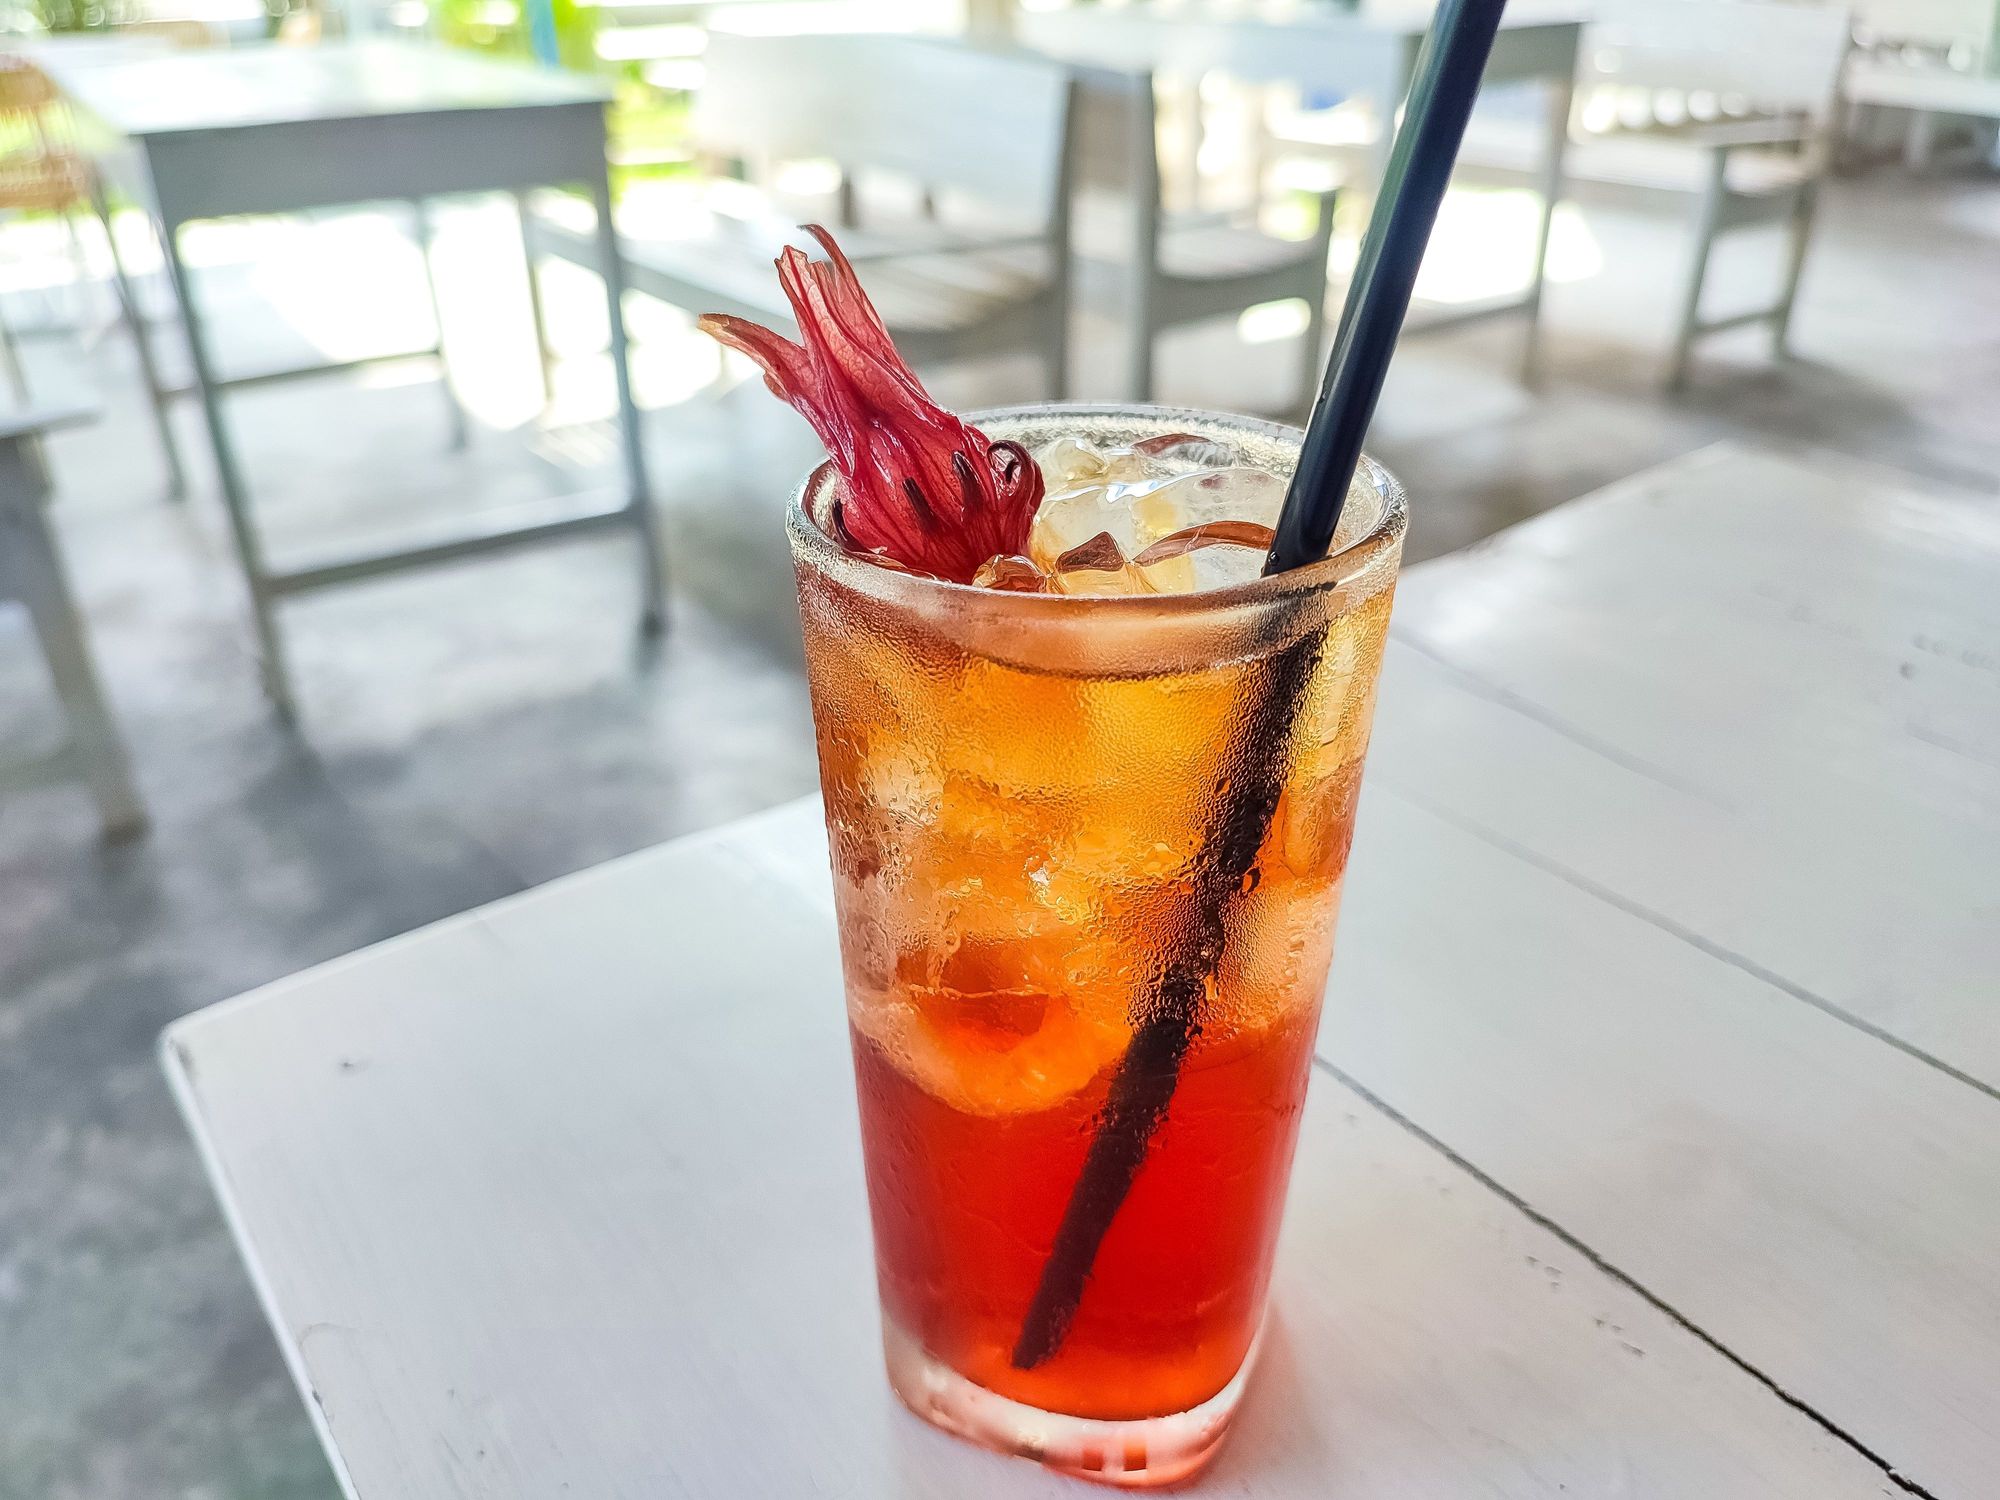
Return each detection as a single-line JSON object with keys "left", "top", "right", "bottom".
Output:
{"left": 698, "top": 226, "right": 1042, "bottom": 582}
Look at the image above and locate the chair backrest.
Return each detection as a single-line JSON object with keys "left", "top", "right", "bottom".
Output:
{"left": 0, "top": 56, "right": 62, "bottom": 117}
{"left": 0, "top": 55, "right": 81, "bottom": 194}
{"left": 1847, "top": 0, "right": 1996, "bottom": 50}
{"left": 1065, "top": 65, "right": 1161, "bottom": 209}
{"left": 696, "top": 32, "right": 1074, "bottom": 225}
{"left": 1584, "top": 0, "right": 1854, "bottom": 117}
{"left": 1060, "top": 63, "right": 1165, "bottom": 291}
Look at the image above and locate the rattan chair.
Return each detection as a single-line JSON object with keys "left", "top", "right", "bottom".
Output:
{"left": 0, "top": 54, "right": 185, "bottom": 493}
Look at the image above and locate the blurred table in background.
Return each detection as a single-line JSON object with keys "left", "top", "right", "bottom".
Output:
{"left": 1016, "top": 0, "right": 1583, "bottom": 367}
{"left": 44, "top": 40, "right": 665, "bottom": 717}
{"left": 163, "top": 439, "right": 2000, "bottom": 1497}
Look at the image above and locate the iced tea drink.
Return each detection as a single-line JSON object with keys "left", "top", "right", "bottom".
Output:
{"left": 789, "top": 406, "right": 1404, "bottom": 1486}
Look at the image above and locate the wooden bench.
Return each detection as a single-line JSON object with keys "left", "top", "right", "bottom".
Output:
{"left": 528, "top": 32, "right": 1076, "bottom": 396}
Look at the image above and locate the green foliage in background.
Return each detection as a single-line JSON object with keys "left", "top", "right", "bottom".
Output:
{"left": 28, "top": 0, "right": 145, "bottom": 32}
{"left": 432, "top": 0, "right": 596, "bottom": 72}
{"left": 30, "top": 0, "right": 309, "bottom": 36}
{"left": 431, "top": 0, "right": 691, "bottom": 186}
{"left": 604, "top": 78, "right": 692, "bottom": 183}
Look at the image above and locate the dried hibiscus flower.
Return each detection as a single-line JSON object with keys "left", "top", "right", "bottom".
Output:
{"left": 699, "top": 225, "right": 1043, "bottom": 584}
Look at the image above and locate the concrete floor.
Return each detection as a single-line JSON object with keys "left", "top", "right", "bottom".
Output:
{"left": 1, "top": 169, "right": 1996, "bottom": 1499}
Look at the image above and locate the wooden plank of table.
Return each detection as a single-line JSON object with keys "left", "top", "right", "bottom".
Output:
{"left": 1366, "top": 637, "right": 2000, "bottom": 1094}
{"left": 164, "top": 800, "right": 1903, "bottom": 1499}
{"left": 1385, "top": 442, "right": 2000, "bottom": 1090}
{"left": 1314, "top": 443, "right": 2000, "bottom": 1500}
{"left": 1324, "top": 782, "right": 2000, "bottom": 1500}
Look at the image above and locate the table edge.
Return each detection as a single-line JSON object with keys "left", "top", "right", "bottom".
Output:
{"left": 160, "top": 1031, "right": 367, "bottom": 1500}
{"left": 159, "top": 795, "right": 823, "bottom": 1057}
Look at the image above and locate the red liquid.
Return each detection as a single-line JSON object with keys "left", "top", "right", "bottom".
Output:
{"left": 852, "top": 997, "right": 1322, "bottom": 1421}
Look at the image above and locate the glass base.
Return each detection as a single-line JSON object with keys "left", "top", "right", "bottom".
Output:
{"left": 882, "top": 1321, "right": 1255, "bottom": 1488}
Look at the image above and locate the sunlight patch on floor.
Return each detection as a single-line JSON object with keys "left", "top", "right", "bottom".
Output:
{"left": 1414, "top": 191, "right": 1602, "bottom": 304}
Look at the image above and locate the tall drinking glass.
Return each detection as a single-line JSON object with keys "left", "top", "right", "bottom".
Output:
{"left": 789, "top": 405, "right": 1405, "bottom": 1487}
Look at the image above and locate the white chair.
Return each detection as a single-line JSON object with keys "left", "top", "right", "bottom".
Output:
{"left": 1840, "top": 0, "right": 2000, "bottom": 168}
{"left": 1576, "top": 0, "right": 1854, "bottom": 388}
{"left": 1847, "top": 0, "right": 1996, "bottom": 54}
{"left": 529, "top": 32, "right": 1076, "bottom": 396}
{"left": 1063, "top": 64, "right": 1339, "bottom": 413}
{"left": 0, "top": 402, "right": 146, "bottom": 840}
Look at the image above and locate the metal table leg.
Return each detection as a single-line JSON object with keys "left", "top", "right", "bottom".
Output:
{"left": 589, "top": 163, "right": 667, "bottom": 635}
{"left": 1521, "top": 72, "right": 1574, "bottom": 378}
{"left": 1904, "top": 109, "right": 1939, "bottom": 172}
{"left": 514, "top": 190, "right": 557, "bottom": 409}
{"left": 411, "top": 197, "right": 471, "bottom": 451}
{"left": 1770, "top": 180, "right": 1820, "bottom": 358}
{"left": 90, "top": 172, "right": 188, "bottom": 500}
{"left": 0, "top": 298, "right": 26, "bottom": 405}
{"left": 158, "top": 215, "right": 296, "bottom": 716}
{"left": 1667, "top": 153, "right": 1728, "bottom": 392}
{"left": 0, "top": 431, "right": 147, "bottom": 839}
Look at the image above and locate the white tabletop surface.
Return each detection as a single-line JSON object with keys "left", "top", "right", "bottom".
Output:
{"left": 45, "top": 39, "right": 609, "bottom": 139}
{"left": 164, "top": 440, "right": 2000, "bottom": 1499}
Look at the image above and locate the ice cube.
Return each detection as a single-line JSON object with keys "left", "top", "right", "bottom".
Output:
{"left": 1172, "top": 539, "right": 1270, "bottom": 592}
{"left": 1028, "top": 439, "right": 1162, "bottom": 571}
{"left": 1028, "top": 480, "right": 1149, "bottom": 576}
{"left": 1122, "top": 465, "right": 1284, "bottom": 592}
{"left": 1035, "top": 434, "right": 1113, "bottom": 489}
{"left": 1129, "top": 433, "right": 1240, "bottom": 470}
{"left": 1034, "top": 433, "right": 1189, "bottom": 502}
{"left": 1044, "top": 532, "right": 1157, "bottom": 596}
{"left": 1027, "top": 436, "right": 1290, "bottom": 596}
{"left": 1127, "top": 464, "right": 1289, "bottom": 533}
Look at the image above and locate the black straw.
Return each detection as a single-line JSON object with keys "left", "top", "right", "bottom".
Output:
{"left": 1011, "top": 625, "right": 1324, "bottom": 1370}
{"left": 1012, "top": 0, "right": 1510, "bottom": 1372}
{"left": 1265, "top": 0, "right": 1509, "bottom": 576}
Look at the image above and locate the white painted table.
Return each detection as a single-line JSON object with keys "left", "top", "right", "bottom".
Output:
{"left": 1015, "top": 0, "right": 1584, "bottom": 363}
{"left": 163, "top": 441, "right": 2000, "bottom": 1497}
{"left": 47, "top": 41, "right": 665, "bottom": 716}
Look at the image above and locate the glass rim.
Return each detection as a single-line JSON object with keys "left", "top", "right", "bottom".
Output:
{"left": 784, "top": 402, "right": 1406, "bottom": 616}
